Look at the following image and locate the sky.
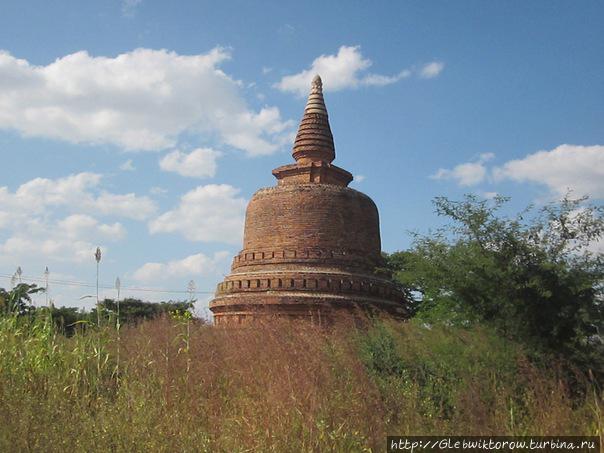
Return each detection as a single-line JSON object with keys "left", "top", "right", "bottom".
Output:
{"left": 0, "top": 0, "right": 602, "bottom": 316}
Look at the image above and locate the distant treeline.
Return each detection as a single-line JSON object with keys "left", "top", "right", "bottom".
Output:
{"left": 52, "top": 298, "right": 196, "bottom": 335}
{"left": 0, "top": 288, "right": 195, "bottom": 335}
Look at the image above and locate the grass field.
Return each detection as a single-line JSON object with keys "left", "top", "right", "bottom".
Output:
{"left": 0, "top": 313, "right": 601, "bottom": 452}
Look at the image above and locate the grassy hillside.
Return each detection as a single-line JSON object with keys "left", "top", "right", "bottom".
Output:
{"left": 0, "top": 313, "right": 600, "bottom": 452}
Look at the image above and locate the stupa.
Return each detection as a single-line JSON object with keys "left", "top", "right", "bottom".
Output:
{"left": 209, "top": 75, "right": 408, "bottom": 324}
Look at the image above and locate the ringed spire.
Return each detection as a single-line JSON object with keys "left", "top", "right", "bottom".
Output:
{"left": 292, "top": 75, "right": 336, "bottom": 164}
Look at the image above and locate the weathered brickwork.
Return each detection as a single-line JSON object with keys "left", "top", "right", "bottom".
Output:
{"left": 209, "top": 75, "right": 409, "bottom": 324}
{"left": 242, "top": 184, "right": 380, "bottom": 260}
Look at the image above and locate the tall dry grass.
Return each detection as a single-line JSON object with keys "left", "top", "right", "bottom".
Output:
{"left": 0, "top": 313, "right": 601, "bottom": 452}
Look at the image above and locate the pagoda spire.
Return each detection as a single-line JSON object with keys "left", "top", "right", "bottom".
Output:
{"left": 292, "top": 75, "right": 335, "bottom": 164}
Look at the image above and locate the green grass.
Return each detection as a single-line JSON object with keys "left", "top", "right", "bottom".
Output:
{"left": 0, "top": 313, "right": 601, "bottom": 452}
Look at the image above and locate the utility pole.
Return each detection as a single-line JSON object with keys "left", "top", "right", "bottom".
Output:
{"left": 115, "top": 277, "right": 121, "bottom": 330}
{"left": 44, "top": 266, "right": 49, "bottom": 307}
{"left": 95, "top": 247, "right": 102, "bottom": 327}
{"left": 94, "top": 247, "right": 102, "bottom": 386}
{"left": 115, "top": 276, "right": 121, "bottom": 384}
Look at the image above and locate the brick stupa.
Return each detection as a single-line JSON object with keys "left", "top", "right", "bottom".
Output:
{"left": 210, "top": 75, "right": 408, "bottom": 324}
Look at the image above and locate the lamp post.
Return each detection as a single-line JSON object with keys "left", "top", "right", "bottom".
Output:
{"left": 95, "top": 247, "right": 102, "bottom": 327}
{"left": 16, "top": 266, "right": 22, "bottom": 284}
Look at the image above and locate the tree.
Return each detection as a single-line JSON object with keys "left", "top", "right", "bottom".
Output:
{"left": 48, "top": 306, "right": 91, "bottom": 336}
{"left": 0, "top": 283, "right": 44, "bottom": 316}
{"left": 386, "top": 194, "right": 604, "bottom": 379}
{"left": 93, "top": 298, "right": 195, "bottom": 325}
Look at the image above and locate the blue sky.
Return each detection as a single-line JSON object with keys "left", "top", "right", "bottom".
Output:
{"left": 0, "top": 0, "right": 602, "bottom": 315}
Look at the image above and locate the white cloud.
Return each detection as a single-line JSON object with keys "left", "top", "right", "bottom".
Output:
{"left": 276, "top": 46, "right": 406, "bottom": 96}
{"left": 119, "top": 159, "right": 135, "bottom": 171}
{"left": 494, "top": 144, "right": 604, "bottom": 199}
{"left": 276, "top": 46, "right": 443, "bottom": 96}
{"left": 431, "top": 153, "right": 494, "bottom": 187}
{"left": 353, "top": 174, "right": 366, "bottom": 183}
{"left": 57, "top": 214, "right": 126, "bottom": 241}
{"left": 12, "top": 172, "right": 102, "bottom": 212}
{"left": 0, "top": 173, "right": 154, "bottom": 265}
{"left": 419, "top": 61, "right": 445, "bottom": 79}
{"left": 132, "top": 251, "right": 230, "bottom": 282}
{"left": 0, "top": 236, "right": 99, "bottom": 264}
{"left": 149, "top": 184, "right": 246, "bottom": 244}
{"left": 122, "top": 0, "right": 142, "bottom": 16}
{"left": 0, "top": 213, "right": 123, "bottom": 265}
{"left": 159, "top": 148, "right": 220, "bottom": 178}
{"left": 94, "top": 192, "right": 156, "bottom": 220}
{"left": 0, "top": 48, "right": 293, "bottom": 155}
{"left": 360, "top": 70, "right": 411, "bottom": 87}
{"left": 1, "top": 172, "right": 156, "bottom": 221}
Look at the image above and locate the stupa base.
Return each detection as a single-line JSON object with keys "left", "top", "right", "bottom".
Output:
{"left": 210, "top": 293, "right": 408, "bottom": 326}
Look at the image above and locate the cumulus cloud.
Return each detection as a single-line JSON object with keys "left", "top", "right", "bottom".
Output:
{"left": 419, "top": 61, "right": 445, "bottom": 79}
{"left": 132, "top": 251, "right": 230, "bottom": 282}
{"left": 57, "top": 214, "right": 126, "bottom": 241}
{"left": 276, "top": 46, "right": 443, "bottom": 96}
{"left": 0, "top": 173, "right": 154, "bottom": 264}
{"left": 0, "top": 213, "right": 124, "bottom": 264}
{"left": 0, "top": 172, "right": 156, "bottom": 220}
{"left": 431, "top": 153, "right": 494, "bottom": 186}
{"left": 493, "top": 145, "right": 604, "bottom": 199}
{"left": 149, "top": 184, "right": 246, "bottom": 244}
{"left": 0, "top": 48, "right": 293, "bottom": 155}
{"left": 0, "top": 236, "right": 99, "bottom": 264}
{"left": 431, "top": 145, "right": 604, "bottom": 201}
{"left": 159, "top": 148, "right": 220, "bottom": 178}
{"left": 95, "top": 192, "right": 157, "bottom": 220}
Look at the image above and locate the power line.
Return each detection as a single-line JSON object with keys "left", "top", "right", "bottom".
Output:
{"left": 0, "top": 272, "right": 216, "bottom": 295}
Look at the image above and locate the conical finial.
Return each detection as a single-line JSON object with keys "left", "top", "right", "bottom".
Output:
{"left": 312, "top": 74, "right": 322, "bottom": 88}
{"left": 292, "top": 74, "right": 335, "bottom": 164}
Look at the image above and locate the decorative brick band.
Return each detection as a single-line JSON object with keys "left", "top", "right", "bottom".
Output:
{"left": 231, "top": 247, "right": 378, "bottom": 270}
{"left": 215, "top": 273, "right": 404, "bottom": 301}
